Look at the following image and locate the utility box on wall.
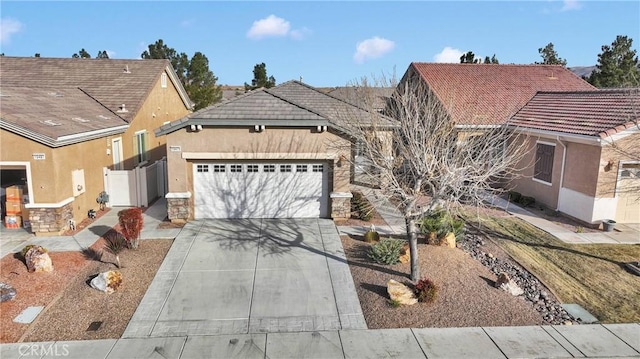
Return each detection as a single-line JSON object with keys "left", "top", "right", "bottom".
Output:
{"left": 72, "top": 169, "right": 86, "bottom": 197}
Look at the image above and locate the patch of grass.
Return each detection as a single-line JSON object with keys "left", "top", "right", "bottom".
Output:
{"left": 388, "top": 299, "right": 402, "bottom": 308}
{"left": 461, "top": 211, "right": 640, "bottom": 323}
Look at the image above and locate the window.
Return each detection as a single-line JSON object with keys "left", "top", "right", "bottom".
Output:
{"left": 264, "top": 164, "right": 275, "bottom": 173}
{"left": 312, "top": 164, "right": 324, "bottom": 172}
{"left": 296, "top": 165, "right": 308, "bottom": 173}
{"left": 213, "top": 165, "right": 226, "bottom": 173}
{"left": 534, "top": 143, "right": 555, "bottom": 183}
{"left": 196, "top": 164, "right": 209, "bottom": 173}
{"left": 230, "top": 164, "right": 242, "bottom": 173}
{"left": 247, "top": 165, "right": 259, "bottom": 173}
{"left": 161, "top": 73, "right": 167, "bottom": 88}
{"left": 134, "top": 130, "right": 148, "bottom": 164}
{"left": 280, "top": 164, "right": 292, "bottom": 173}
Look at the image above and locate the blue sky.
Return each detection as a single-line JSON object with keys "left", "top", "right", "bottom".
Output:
{"left": 1, "top": 1, "right": 638, "bottom": 87}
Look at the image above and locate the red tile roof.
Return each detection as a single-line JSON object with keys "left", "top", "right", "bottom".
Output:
{"left": 508, "top": 89, "right": 640, "bottom": 138}
{"left": 409, "top": 63, "right": 596, "bottom": 126}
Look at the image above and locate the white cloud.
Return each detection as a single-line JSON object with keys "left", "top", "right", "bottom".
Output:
{"left": 433, "top": 47, "right": 464, "bottom": 63}
{"left": 561, "top": 0, "right": 582, "bottom": 11}
{"left": 180, "top": 19, "right": 195, "bottom": 27}
{"left": 106, "top": 50, "right": 116, "bottom": 58}
{"left": 247, "top": 15, "right": 290, "bottom": 39}
{"left": 353, "top": 37, "right": 395, "bottom": 64}
{"left": 0, "top": 18, "right": 23, "bottom": 45}
{"left": 290, "top": 27, "right": 312, "bottom": 41}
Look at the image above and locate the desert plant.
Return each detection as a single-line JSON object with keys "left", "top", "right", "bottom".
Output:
{"left": 20, "top": 244, "right": 47, "bottom": 258}
{"left": 519, "top": 195, "right": 536, "bottom": 207}
{"left": 118, "top": 208, "right": 144, "bottom": 249}
{"left": 104, "top": 231, "right": 127, "bottom": 268}
{"left": 414, "top": 277, "right": 438, "bottom": 303}
{"left": 388, "top": 299, "right": 402, "bottom": 308}
{"left": 364, "top": 224, "right": 380, "bottom": 243}
{"left": 419, "top": 210, "right": 465, "bottom": 239}
{"left": 368, "top": 238, "right": 404, "bottom": 265}
{"left": 508, "top": 191, "right": 522, "bottom": 203}
{"left": 351, "top": 191, "right": 374, "bottom": 221}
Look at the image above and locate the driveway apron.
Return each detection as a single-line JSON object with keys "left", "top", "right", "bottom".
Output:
{"left": 123, "top": 218, "right": 366, "bottom": 338}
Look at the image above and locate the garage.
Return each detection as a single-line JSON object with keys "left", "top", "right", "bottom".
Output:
{"left": 193, "top": 162, "right": 329, "bottom": 219}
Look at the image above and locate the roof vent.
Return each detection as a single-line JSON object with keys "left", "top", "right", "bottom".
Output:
{"left": 48, "top": 92, "right": 64, "bottom": 97}
{"left": 41, "top": 120, "right": 62, "bottom": 126}
{"left": 72, "top": 117, "right": 90, "bottom": 123}
{"left": 548, "top": 70, "right": 557, "bottom": 80}
{"left": 117, "top": 104, "right": 128, "bottom": 113}
{"left": 0, "top": 92, "right": 9, "bottom": 97}
{"left": 97, "top": 115, "right": 111, "bottom": 120}
{"left": 123, "top": 65, "right": 131, "bottom": 74}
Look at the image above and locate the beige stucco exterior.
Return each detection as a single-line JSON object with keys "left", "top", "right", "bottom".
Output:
{"left": 0, "top": 68, "right": 191, "bottom": 234}
{"left": 509, "top": 131, "right": 640, "bottom": 225}
{"left": 164, "top": 126, "right": 352, "bottom": 220}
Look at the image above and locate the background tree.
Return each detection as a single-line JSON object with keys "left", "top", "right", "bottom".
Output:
{"left": 141, "top": 39, "right": 222, "bottom": 110}
{"left": 72, "top": 48, "right": 91, "bottom": 58}
{"left": 185, "top": 52, "right": 223, "bottom": 110}
{"left": 338, "top": 75, "right": 527, "bottom": 281}
{"left": 536, "top": 42, "right": 567, "bottom": 66}
{"left": 141, "top": 39, "right": 189, "bottom": 83}
{"left": 460, "top": 51, "right": 480, "bottom": 64}
{"left": 96, "top": 50, "right": 109, "bottom": 59}
{"left": 483, "top": 54, "right": 499, "bottom": 64}
{"left": 245, "top": 62, "right": 276, "bottom": 91}
{"left": 34, "top": 53, "right": 40, "bottom": 58}
{"left": 588, "top": 35, "right": 640, "bottom": 88}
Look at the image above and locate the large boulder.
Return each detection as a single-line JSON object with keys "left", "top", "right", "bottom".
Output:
{"left": 24, "top": 246, "right": 53, "bottom": 273}
{"left": 495, "top": 272, "right": 524, "bottom": 296}
{"left": 90, "top": 271, "right": 123, "bottom": 294}
{"left": 387, "top": 279, "right": 417, "bottom": 305}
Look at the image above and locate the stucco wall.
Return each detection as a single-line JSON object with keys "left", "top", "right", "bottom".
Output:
{"left": 164, "top": 126, "right": 351, "bottom": 219}
{"left": 1, "top": 130, "right": 113, "bottom": 232}
{"left": 560, "top": 141, "right": 601, "bottom": 197}
{"left": 119, "top": 70, "right": 191, "bottom": 169}
{"left": 597, "top": 133, "right": 640, "bottom": 198}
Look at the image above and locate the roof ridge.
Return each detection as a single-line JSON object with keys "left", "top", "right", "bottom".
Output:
{"left": 76, "top": 87, "right": 128, "bottom": 124}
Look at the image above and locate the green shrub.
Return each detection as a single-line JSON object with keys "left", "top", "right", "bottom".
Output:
{"left": 508, "top": 191, "right": 522, "bottom": 203}
{"left": 414, "top": 277, "right": 438, "bottom": 303}
{"left": 368, "top": 238, "right": 404, "bottom": 265}
{"left": 418, "top": 210, "right": 465, "bottom": 239}
{"left": 351, "top": 192, "right": 373, "bottom": 221}
{"left": 364, "top": 230, "right": 380, "bottom": 243}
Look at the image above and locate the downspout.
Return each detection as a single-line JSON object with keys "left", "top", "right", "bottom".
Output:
{"left": 556, "top": 136, "right": 567, "bottom": 211}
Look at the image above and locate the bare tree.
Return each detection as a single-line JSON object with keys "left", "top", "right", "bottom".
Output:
{"left": 335, "top": 75, "right": 528, "bottom": 281}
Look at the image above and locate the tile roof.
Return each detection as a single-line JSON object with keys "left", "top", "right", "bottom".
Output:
{"left": 0, "top": 86, "right": 129, "bottom": 147}
{"left": 409, "top": 63, "right": 596, "bottom": 126}
{"left": 327, "top": 86, "right": 394, "bottom": 111}
{"left": 156, "top": 80, "right": 394, "bottom": 136}
{"left": 508, "top": 89, "right": 640, "bottom": 138}
{"left": 0, "top": 56, "right": 192, "bottom": 123}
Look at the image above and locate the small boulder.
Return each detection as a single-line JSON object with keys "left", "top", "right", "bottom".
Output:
{"left": 441, "top": 232, "right": 456, "bottom": 248}
{"left": 24, "top": 246, "right": 53, "bottom": 273}
{"left": 90, "top": 271, "right": 123, "bottom": 294}
{"left": 495, "top": 272, "right": 524, "bottom": 296}
{"left": 0, "top": 282, "right": 16, "bottom": 302}
{"left": 399, "top": 243, "right": 410, "bottom": 264}
{"left": 387, "top": 279, "right": 417, "bottom": 305}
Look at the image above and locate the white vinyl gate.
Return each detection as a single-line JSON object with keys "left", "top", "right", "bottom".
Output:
{"left": 103, "top": 159, "right": 167, "bottom": 207}
{"left": 193, "top": 162, "right": 329, "bottom": 219}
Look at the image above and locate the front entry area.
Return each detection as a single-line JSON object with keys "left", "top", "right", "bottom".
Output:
{"left": 123, "top": 219, "right": 365, "bottom": 337}
{"left": 193, "top": 162, "right": 330, "bottom": 219}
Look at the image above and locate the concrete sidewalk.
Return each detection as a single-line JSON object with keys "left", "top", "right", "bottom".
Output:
{"left": 2, "top": 323, "right": 638, "bottom": 358}
{"left": 0, "top": 198, "right": 182, "bottom": 258}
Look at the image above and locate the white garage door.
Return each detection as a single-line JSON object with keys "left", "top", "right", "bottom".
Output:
{"left": 193, "top": 162, "right": 329, "bottom": 219}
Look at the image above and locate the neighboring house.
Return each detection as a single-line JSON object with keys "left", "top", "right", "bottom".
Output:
{"left": 401, "top": 63, "right": 596, "bottom": 127}
{"left": 508, "top": 89, "right": 640, "bottom": 225}
{"left": 155, "top": 80, "right": 393, "bottom": 221}
{"left": 327, "top": 86, "right": 394, "bottom": 113}
{"left": 0, "top": 57, "right": 193, "bottom": 235}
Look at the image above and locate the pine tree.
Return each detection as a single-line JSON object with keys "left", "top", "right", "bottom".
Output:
{"left": 244, "top": 62, "right": 276, "bottom": 91}
{"left": 72, "top": 48, "right": 91, "bottom": 58}
{"left": 536, "top": 42, "right": 567, "bottom": 66}
{"left": 588, "top": 35, "right": 640, "bottom": 88}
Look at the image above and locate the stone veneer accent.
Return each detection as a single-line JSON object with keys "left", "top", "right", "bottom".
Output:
{"left": 331, "top": 196, "right": 352, "bottom": 219}
{"left": 167, "top": 197, "right": 191, "bottom": 222}
{"left": 28, "top": 202, "right": 74, "bottom": 235}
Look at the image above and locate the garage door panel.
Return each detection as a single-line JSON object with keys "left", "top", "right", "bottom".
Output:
{"left": 194, "top": 163, "right": 327, "bottom": 219}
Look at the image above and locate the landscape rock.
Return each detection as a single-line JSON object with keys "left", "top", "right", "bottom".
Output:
{"left": 387, "top": 279, "right": 417, "bottom": 305}
{"left": 441, "top": 232, "right": 456, "bottom": 248}
{"left": 24, "top": 246, "right": 53, "bottom": 273}
{"left": 0, "top": 282, "right": 16, "bottom": 302}
{"left": 399, "top": 243, "right": 410, "bottom": 264}
{"left": 90, "top": 271, "right": 123, "bottom": 294}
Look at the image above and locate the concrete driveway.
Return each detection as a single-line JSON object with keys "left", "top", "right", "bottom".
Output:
{"left": 123, "top": 219, "right": 366, "bottom": 338}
